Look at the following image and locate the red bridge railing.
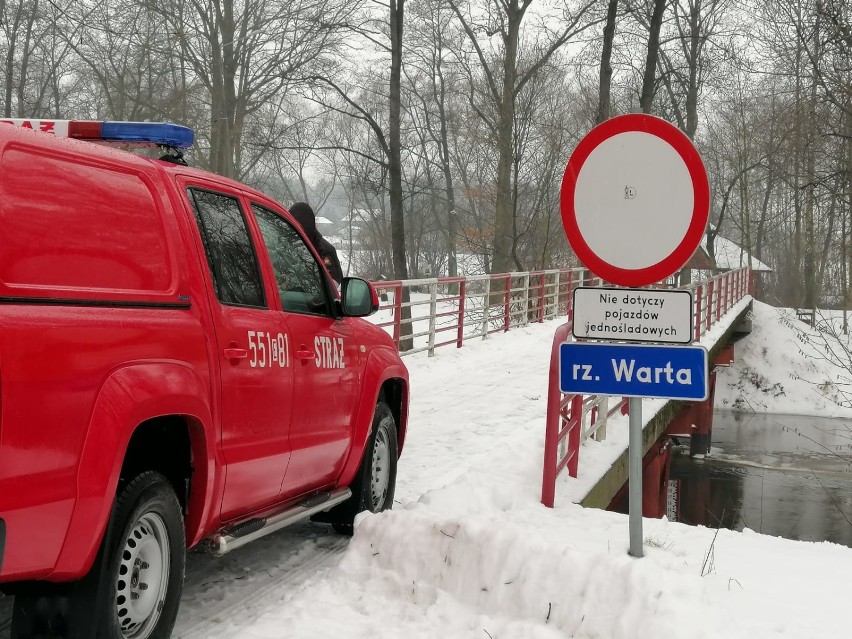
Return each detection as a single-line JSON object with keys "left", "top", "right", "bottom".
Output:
{"left": 540, "top": 267, "right": 753, "bottom": 508}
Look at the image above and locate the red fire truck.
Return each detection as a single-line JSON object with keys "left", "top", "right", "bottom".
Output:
{"left": 0, "top": 119, "right": 409, "bottom": 639}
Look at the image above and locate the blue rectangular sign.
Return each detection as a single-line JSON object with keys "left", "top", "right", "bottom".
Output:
{"left": 560, "top": 342, "right": 708, "bottom": 400}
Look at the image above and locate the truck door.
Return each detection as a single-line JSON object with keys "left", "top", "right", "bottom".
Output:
{"left": 251, "top": 204, "right": 360, "bottom": 499}
{"left": 186, "top": 188, "right": 294, "bottom": 521}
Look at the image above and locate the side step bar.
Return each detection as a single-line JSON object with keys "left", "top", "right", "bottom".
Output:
{"left": 210, "top": 488, "right": 352, "bottom": 557}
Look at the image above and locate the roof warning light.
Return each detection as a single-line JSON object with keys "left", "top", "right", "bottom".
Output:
{"left": 0, "top": 119, "right": 194, "bottom": 149}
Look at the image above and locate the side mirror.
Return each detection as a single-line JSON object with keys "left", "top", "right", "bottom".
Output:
{"left": 340, "top": 277, "right": 379, "bottom": 317}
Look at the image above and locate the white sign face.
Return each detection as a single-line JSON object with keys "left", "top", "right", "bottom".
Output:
{"left": 572, "top": 287, "right": 693, "bottom": 344}
{"left": 574, "top": 132, "right": 694, "bottom": 271}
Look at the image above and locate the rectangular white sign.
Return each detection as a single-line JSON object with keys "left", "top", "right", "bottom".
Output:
{"left": 572, "top": 287, "right": 693, "bottom": 344}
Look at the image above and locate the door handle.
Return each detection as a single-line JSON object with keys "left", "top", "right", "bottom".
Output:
{"left": 224, "top": 347, "right": 248, "bottom": 360}
{"left": 295, "top": 348, "right": 314, "bottom": 361}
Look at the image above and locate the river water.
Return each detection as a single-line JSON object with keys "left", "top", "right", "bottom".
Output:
{"left": 669, "top": 410, "right": 852, "bottom": 546}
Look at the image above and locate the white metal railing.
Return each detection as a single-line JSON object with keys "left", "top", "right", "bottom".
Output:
{"left": 370, "top": 268, "right": 606, "bottom": 356}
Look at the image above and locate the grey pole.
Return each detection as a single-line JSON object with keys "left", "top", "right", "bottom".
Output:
{"left": 628, "top": 396, "right": 643, "bottom": 558}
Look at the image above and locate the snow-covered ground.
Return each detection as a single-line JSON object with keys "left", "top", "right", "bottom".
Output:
{"left": 3, "top": 299, "right": 852, "bottom": 638}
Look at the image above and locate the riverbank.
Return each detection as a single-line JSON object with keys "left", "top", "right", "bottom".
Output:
{"left": 716, "top": 301, "right": 852, "bottom": 418}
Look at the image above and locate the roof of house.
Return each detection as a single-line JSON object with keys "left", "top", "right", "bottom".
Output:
{"left": 700, "top": 233, "right": 772, "bottom": 272}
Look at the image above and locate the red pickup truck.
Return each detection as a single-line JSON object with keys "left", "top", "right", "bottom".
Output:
{"left": 0, "top": 120, "right": 409, "bottom": 639}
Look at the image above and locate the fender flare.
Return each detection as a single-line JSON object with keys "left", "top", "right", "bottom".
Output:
{"left": 337, "top": 347, "right": 408, "bottom": 488}
{"left": 49, "top": 361, "right": 216, "bottom": 580}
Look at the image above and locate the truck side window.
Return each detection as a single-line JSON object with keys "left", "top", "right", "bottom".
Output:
{"left": 188, "top": 188, "right": 266, "bottom": 308}
{"left": 252, "top": 204, "right": 331, "bottom": 316}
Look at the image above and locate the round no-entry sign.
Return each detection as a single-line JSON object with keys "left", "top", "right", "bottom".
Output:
{"left": 560, "top": 114, "right": 709, "bottom": 287}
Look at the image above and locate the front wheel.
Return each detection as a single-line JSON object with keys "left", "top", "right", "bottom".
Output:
{"left": 11, "top": 472, "right": 185, "bottom": 639}
{"left": 331, "top": 400, "right": 398, "bottom": 534}
{"left": 100, "top": 472, "right": 186, "bottom": 639}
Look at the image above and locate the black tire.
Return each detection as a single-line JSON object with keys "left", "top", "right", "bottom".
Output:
{"left": 329, "top": 400, "right": 398, "bottom": 534}
{"left": 98, "top": 471, "right": 185, "bottom": 639}
{"left": 11, "top": 472, "right": 185, "bottom": 639}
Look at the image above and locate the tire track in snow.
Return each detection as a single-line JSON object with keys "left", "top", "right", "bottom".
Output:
{"left": 174, "top": 522, "right": 348, "bottom": 638}
{"left": 0, "top": 524, "right": 347, "bottom": 639}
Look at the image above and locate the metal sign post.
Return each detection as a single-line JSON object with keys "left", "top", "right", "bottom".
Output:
{"left": 628, "top": 397, "right": 643, "bottom": 557}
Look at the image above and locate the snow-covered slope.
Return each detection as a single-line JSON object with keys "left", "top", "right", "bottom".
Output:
{"left": 716, "top": 303, "right": 852, "bottom": 416}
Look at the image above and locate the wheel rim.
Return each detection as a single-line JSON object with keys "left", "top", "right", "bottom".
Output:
{"left": 370, "top": 420, "right": 392, "bottom": 510}
{"left": 115, "top": 511, "right": 170, "bottom": 638}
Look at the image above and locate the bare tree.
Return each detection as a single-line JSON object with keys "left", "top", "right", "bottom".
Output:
{"left": 246, "top": 99, "right": 340, "bottom": 211}
{"left": 388, "top": 0, "right": 407, "bottom": 285}
{"left": 57, "top": 0, "right": 190, "bottom": 122}
{"left": 406, "top": 0, "right": 463, "bottom": 279}
{"left": 1, "top": 0, "right": 68, "bottom": 117}
{"left": 301, "top": 0, "right": 413, "bottom": 346}
{"left": 448, "top": 0, "right": 599, "bottom": 273}
{"left": 149, "top": 0, "right": 355, "bottom": 179}
{"left": 660, "top": 0, "right": 735, "bottom": 138}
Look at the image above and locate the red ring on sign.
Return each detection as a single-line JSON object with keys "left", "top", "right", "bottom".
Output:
{"left": 560, "top": 114, "right": 710, "bottom": 287}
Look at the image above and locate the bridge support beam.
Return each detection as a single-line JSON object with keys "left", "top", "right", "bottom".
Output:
{"left": 642, "top": 439, "right": 672, "bottom": 518}
{"left": 689, "top": 369, "right": 717, "bottom": 457}
{"left": 606, "top": 438, "right": 672, "bottom": 517}
{"left": 661, "top": 368, "right": 719, "bottom": 458}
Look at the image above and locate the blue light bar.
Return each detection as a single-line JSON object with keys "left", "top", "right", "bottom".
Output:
{"left": 1, "top": 118, "right": 195, "bottom": 149}
{"left": 98, "top": 121, "right": 194, "bottom": 149}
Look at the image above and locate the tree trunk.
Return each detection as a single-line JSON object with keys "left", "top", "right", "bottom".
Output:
{"left": 791, "top": 36, "right": 804, "bottom": 308}
{"left": 3, "top": 3, "right": 21, "bottom": 117}
{"left": 388, "top": 0, "right": 412, "bottom": 350}
{"left": 755, "top": 168, "right": 774, "bottom": 263}
{"left": 684, "top": 0, "right": 700, "bottom": 138}
{"left": 755, "top": 92, "right": 778, "bottom": 264}
{"left": 803, "top": 10, "right": 820, "bottom": 314}
{"left": 816, "top": 197, "right": 836, "bottom": 296}
{"left": 15, "top": 0, "right": 37, "bottom": 118}
{"left": 491, "top": 1, "right": 522, "bottom": 275}
{"left": 208, "top": 29, "right": 228, "bottom": 177}
{"left": 640, "top": 0, "right": 667, "bottom": 114}
{"left": 435, "top": 58, "right": 458, "bottom": 280}
{"left": 738, "top": 156, "right": 751, "bottom": 270}
{"left": 220, "top": 0, "right": 238, "bottom": 178}
{"left": 596, "top": 0, "right": 618, "bottom": 124}
{"left": 845, "top": 91, "right": 852, "bottom": 333}
{"left": 388, "top": 0, "right": 407, "bottom": 281}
